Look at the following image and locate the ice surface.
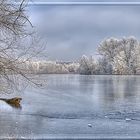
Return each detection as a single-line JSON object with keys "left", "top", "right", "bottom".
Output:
{"left": 0, "top": 75, "right": 140, "bottom": 139}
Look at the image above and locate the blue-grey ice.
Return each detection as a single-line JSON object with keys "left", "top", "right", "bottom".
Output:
{"left": 0, "top": 75, "right": 140, "bottom": 139}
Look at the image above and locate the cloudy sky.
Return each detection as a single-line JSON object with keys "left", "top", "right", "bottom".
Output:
{"left": 28, "top": 1, "right": 140, "bottom": 61}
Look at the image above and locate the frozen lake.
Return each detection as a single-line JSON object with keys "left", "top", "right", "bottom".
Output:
{"left": 1, "top": 75, "right": 140, "bottom": 139}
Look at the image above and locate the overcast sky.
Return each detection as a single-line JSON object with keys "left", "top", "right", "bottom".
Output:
{"left": 28, "top": 1, "right": 140, "bottom": 61}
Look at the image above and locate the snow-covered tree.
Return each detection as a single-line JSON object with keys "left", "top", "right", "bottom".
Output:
{"left": 98, "top": 37, "right": 120, "bottom": 63}
{"left": 25, "top": 61, "right": 80, "bottom": 74}
{"left": 98, "top": 36, "right": 140, "bottom": 75}
{"left": 79, "top": 55, "right": 97, "bottom": 75}
{"left": 118, "top": 37, "right": 140, "bottom": 74}
{"left": 97, "top": 57, "right": 113, "bottom": 74}
{"left": 65, "top": 62, "right": 79, "bottom": 73}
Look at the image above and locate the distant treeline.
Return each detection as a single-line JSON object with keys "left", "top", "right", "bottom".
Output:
{"left": 24, "top": 37, "right": 140, "bottom": 75}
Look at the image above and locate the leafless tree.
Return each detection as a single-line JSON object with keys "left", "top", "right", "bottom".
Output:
{"left": 0, "top": 0, "right": 45, "bottom": 95}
